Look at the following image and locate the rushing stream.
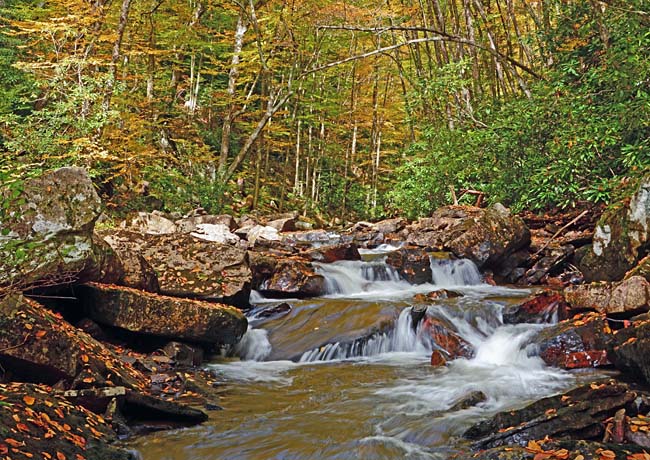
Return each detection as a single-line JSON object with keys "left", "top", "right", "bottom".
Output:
{"left": 130, "top": 248, "right": 593, "bottom": 459}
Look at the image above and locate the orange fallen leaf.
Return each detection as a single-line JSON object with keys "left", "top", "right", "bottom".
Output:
{"left": 41, "top": 453, "right": 52, "bottom": 460}
{"left": 599, "top": 450, "right": 616, "bottom": 460}
{"left": 15, "top": 423, "right": 29, "bottom": 433}
{"left": 35, "top": 330, "right": 47, "bottom": 338}
{"left": 56, "top": 451, "right": 66, "bottom": 460}
{"left": 22, "top": 396, "right": 35, "bottom": 406}
{"left": 0, "top": 444, "right": 7, "bottom": 455}
{"left": 4, "top": 438, "right": 22, "bottom": 448}
{"left": 80, "top": 355, "right": 89, "bottom": 363}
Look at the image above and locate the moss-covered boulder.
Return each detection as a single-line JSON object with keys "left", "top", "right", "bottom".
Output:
{"left": 0, "top": 167, "right": 102, "bottom": 290}
{"left": 579, "top": 178, "right": 650, "bottom": 282}
{"left": 78, "top": 283, "right": 247, "bottom": 346}
{"left": 406, "top": 204, "right": 530, "bottom": 269}
{"left": 99, "top": 230, "right": 251, "bottom": 305}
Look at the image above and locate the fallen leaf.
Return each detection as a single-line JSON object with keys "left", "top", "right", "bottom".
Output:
{"left": 599, "top": 450, "right": 616, "bottom": 460}
{"left": 22, "top": 396, "right": 35, "bottom": 406}
{"left": 15, "top": 423, "right": 29, "bottom": 433}
{"left": 4, "top": 439, "right": 22, "bottom": 448}
{"left": 56, "top": 451, "right": 66, "bottom": 460}
{"left": 35, "top": 330, "right": 47, "bottom": 338}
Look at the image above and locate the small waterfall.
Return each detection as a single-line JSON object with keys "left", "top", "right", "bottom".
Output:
{"left": 233, "top": 327, "right": 273, "bottom": 361}
{"left": 299, "top": 308, "right": 432, "bottom": 362}
{"left": 315, "top": 260, "right": 408, "bottom": 296}
{"left": 429, "top": 257, "right": 482, "bottom": 286}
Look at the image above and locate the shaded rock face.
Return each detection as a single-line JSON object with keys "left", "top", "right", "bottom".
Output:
{"left": 99, "top": 230, "right": 251, "bottom": 305}
{"left": 406, "top": 205, "right": 530, "bottom": 269}
{"left": 78, "top": 283, "right": 247, "bottom": 346}
{"left": 503, "top": 291, "right": 570, "bottom": 324}
{"left": 469, "top": 439, "right": 650, "bottom": 460}
{"left": 385, "top": 247, "right": 432, "bottom": 284}
{"left": 564, "top": 276, "right": 650, "bottom": 316}
{"left": 0, "top": 294, "right": 146, "bottom": 390}
{"left": 0, "top": 167, "right": 102, "bottom": 289}
{"left": 259, "top": 258, "right": 325, "bottom": 298}
{"left": 464, "top": 380, "right": 636, "bottom": 450}
{"left": 301, "top": 243, "right": 361, "bottom": 263}
{"left": 529, "top": 313, "right": 612, "bottom": 369}
{"left": 579, "top": 178, "right": 650, "bottom": 282}
{"left": 609, "top": 320, "right": 650, "bottom": 386}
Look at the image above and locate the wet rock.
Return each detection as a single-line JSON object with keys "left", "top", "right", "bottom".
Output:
{"left": 162, "top": 341, "right": 205, "bottom": 367}
{"left": 0, "top": 382, "right": 133, "bottom": 460}
{"left": 0, "top": 167, "right": 102, "bottom": 290}
{"left": 100, "top": 230, "right": 251, "bottom": 305}
{"left": 407, "top": 204, "right": 530, "bottom": 269}
{"left": 253, "top": 302, "right": 292, "bottom": 319}
{"left": 502, "top": 291, "right": 569, "bottom": 324}
{"left": 448, "top": 391, "right": 487, "bottom": 411}
{"left": 422, "top": 316, "right": 472, "bottom": 361}
{"left": 0, "top": 294, "right": 146, "bottom": 390}
{"left": 579, "top": 177, "right": 650, "bottom": 282}
{"left": 175, "top": 214, "right": 237, "bottom": 233}
{"left": 430, "top": 350, "right": 447, "bottom": 366}
{"left": 259, "top": 258, "right": 325, "bottom": 298}
{"left": 301, "top": 242, "right": 361, "bottom": 263}
{"left": 385, "top": 246, "right": 432, "bottom": 284}
{"left": 564, "top": 275, "right": 650, "bottom": 316}
{"left": 78, "top": 283, "right": 247, "bottom": 346}
{"left": 464, "top": 380, "right": 637, "bottom": 450}
{"left": 530, "top": 312, "right": 612, "bottom": 369}
{"left": 121, "top": 211, "right": 177, "bottom": 234}
{"left": 412, "top": 290, "right": 463, "bottom": 303}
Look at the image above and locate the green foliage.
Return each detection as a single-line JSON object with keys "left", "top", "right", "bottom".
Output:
{"left": 393, "top": 0, "right": 650, "bottom": 216}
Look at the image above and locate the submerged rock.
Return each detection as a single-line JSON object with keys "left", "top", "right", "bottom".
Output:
{"left": 0, "top": 167, "right": 102, "bottom": 290}
{"left": 78, "top": 283, "right": 247, "bottom": 346}
{"left": 579, "top": 177, "right": 650, "bottom": 282}
{"left": 406, "top": 204, "right": 530, "bottom": 270}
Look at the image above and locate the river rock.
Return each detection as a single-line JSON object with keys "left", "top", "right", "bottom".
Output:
{"left": 468, "top": 439, "right": 649, "bottom": 460}
{"left": 373, "top": 217, "right": 406, "bottom": 235}
{"left": 502, "top": 291, "right": 569, "bottom": 324}
{"left": 121, "top": 211, "right": 177, "bottom": 234}
{"left": 385, "top": 246, "right": 432, "bottom": 284}
{"left": 301, "top": 242, "right": 361, "bottom": 263}
{"left": 0, "top": 167, "right": 102, "bottom": 290}
{"left": 464, "top": 380, "right": 637, "bottom": 450}
{"left": 162, "top": 341, "right": 205, "bottom": 367}
{"left": 99, "top": 230, "right": 251, "bottom": 305}
{"left": 98, "top": 230, "right": 159, "bottom": 292}
{"left": 267, "top": 217, "right": 297, "bottom": 232}
{"left": 189, "top": 223, "right": 240, "bottom": 245}
{"left": 579, "top": 177, "right": 650, "bottom": 282}
{"left": 524, "top": 244, "right": 574, "bottom": 284}
{"left": 175, "top": 214, "right": 237, "bottom": 233}
{"left": 0, "top": 294, "right": 146, "bottom": 390}
{"left": 406, "top": 204, "right": 530, "bottom": 269}
{"left": 259, "top": 258, "right": 325, "bottom": 298}
{"left": 78, "top": 283, "right": 247, "bottom": 346}
{"left": 609, "top": 319, "right": 650, "bottom": 385}
{"left": 0, "top": 382, "right": 134, "bottom": 460}
{"left": 564, "top": 275, "right": 650, "bottom": 316}
{"left": 413, "top": 289, "right": 463, "bottom": 303}
{"left": 529, "top": 312, "right": 612, "bottom": 369}
{"left": 421, "top": 316, "right": 472, "bottom": 363}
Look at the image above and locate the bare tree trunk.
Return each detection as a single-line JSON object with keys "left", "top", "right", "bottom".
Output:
{"left": 103, "top": 0, "right": 133, "bottom": 112}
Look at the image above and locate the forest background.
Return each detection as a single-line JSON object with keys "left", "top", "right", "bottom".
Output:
{"left": 0, "top": 0, "right": 648, "bottom": 222}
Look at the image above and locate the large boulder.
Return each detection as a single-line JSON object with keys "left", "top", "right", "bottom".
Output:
{"left": 121, "top": 211, "right": 177, "bottom": 234}
{"left": 609, "top": 320, "right": 650, "bottom": 385}
{"left": 78, "top": 283, "right": 247, "bottom": 346}
{"left": 503, "top": 291, "right": 570, "bottom": 324}
{"left": 301, "top": 243, "right": 361, "bottom": 263}
{"left": 0, "top": 294, "right": 146, "bottom": 389}
{"left": 564, "top": 275, "right": 650, "bottom": 316}
{"left": 579, "top": 177, "right": 650, "bottom": 282}
{"left": 99, "top": 230, "right": 251, "bottom": 305}
{"left": 0, "top": 167, "right": 102, "bottom": 290}
{"left": 406, "top": 204, "right": 530, "bottom": 269}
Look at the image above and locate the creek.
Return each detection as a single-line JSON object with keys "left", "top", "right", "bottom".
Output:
{"left": 130, "top": 247, "right": 598, "bottom": 459}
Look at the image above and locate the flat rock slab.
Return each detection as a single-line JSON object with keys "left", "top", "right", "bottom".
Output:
{"left": 0, "top": 294, "right": 146, "bottom": 390}
{"left": 565, "top": 276, "right": 650, "bottom": 316}
{"left": 100, "top": 230, "right": 251, "bottom": 305}
{"left": 466, "top": 439, "right": 650, "bottom": 460}
{"left": 79, "top": 283, "right": 247, "bottom": 345}
{"left": 0, "top": 382, "right": 133, "bottom": 460}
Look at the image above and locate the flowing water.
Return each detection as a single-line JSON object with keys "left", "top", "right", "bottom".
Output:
{"left": 130, "top": 250, "right": 592, "bottom": 460}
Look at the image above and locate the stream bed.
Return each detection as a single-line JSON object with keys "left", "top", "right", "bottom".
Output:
{"left": 130, "top": 251, "right": 601, "bottom": 459}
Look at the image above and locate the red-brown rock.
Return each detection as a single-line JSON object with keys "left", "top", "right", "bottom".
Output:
{"left": 260, "top": 258, "right": 325, "bottom": 298}
{"left": 503, "top": 291, "right": 570, "bottom": 324}
{"left": 385, "top": 246, "right": 432, "bottom": 284}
